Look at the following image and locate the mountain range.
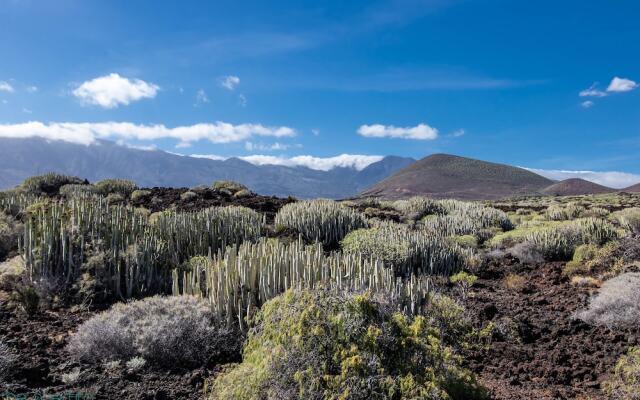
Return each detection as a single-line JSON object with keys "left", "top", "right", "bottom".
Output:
{"left": 0, "top": 138, "right": 414, "bottom": 199}
{"left": 1, "top": 138, "right": 639, "bottom": 200}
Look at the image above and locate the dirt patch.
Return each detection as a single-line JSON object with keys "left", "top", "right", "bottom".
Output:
{"left": 463, "top": 258, "right": 639, "bottom": 399}
{"left": 0, "top": 303, "right": 233, "bottom": 399}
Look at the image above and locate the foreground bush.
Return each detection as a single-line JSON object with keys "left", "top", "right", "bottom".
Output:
{"left": 67, "top": 296, "right": 241, "bottom": 367}
{"left": 210, "top": 290, "right": 487, "bottom": 400}
{"left": 576, "top": 272, "right": 640, "bottom": 328}
{"left": 19, "top": 173, "right": 86, "bottom": 195}
{"left": 603, "top": 346, "right": 640, "bottom": 399}
{"left": 275, "top": 199, "right": 367, "bottom": 246}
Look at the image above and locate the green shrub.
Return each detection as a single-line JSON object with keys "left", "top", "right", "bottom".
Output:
{"left": 213, "top": 180, "right": 248, "bottom": 194}
{"left": 274, "top": 199, "right": 368, "bottom": 246}
{"left": 95, "top": 179, "right": 138, "bottom": 196}
{"left": 392, "top": 196, "right": 445, "bottom": 220}
{"left": 233, "top": 189, "right": 252, "bottom": 199}
{"left": 67, "top": 296, "right": 241, "bottom": 367}
{"left": 563, "top": 244, "right": 599, "bottom": 276}
{"left": 180, "top": 191, "right": 197, "bottom": 201}
{"left": 447, "top": 235, "right": 478, "bottom": 249}
{"left": 604, "top": 346, "right": 640, "bottom": 399}
{"left": 130, "top": 189, "right": 151, "bottom": 201}
{"left": 210, "top": 289, "right": 487, "bottom": 400}
{"left": 19, "top": 173, "right": 86, "bottom": 195}
{"left": 0, "top": 256, "right": 25, "bottom": 292}
{"left": 105, "top": 193, "right": 124, "bottom": 204}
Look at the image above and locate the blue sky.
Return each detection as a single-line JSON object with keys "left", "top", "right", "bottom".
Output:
{"left": 1, "top": 0, "right": 639, "bottom": 186}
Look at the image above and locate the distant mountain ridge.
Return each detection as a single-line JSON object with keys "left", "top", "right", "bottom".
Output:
{"left": 540, "top": 178, "right": 616, "bottom": 196}
{"left": 361, "top": 153, "right": 555, "bottom": 200}
{"left": 0, "top": 137, "right": 414, "bottom": 199}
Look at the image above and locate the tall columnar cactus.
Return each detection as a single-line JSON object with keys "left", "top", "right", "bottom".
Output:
{"left": 274, "top": 199, "right": 368, "bottom": 246}
{"left": 174, "top": 238, "right": 432, "bottom": 331}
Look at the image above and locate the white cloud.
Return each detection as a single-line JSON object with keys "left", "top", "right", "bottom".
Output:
{"left": 357, "top": 123, "right": 438, "bottom": 140}
{"left": 244, "top": 141, "right": 298, "bottom": 151}
{"left": 581, "top": 100, "right": 594, "bottom": 108}
{"left": 221, "top": 75, "right": 240, "bottom": 90}
{"left": 237, "top": 154, "right": 384, "bottom": 171}
{"left": 72, "top": 73, "right": 160, "bottom": 108}
{"left": 238, "top": 94, "right": 247, "bottom": 107}
{"left": 0, "top": 121, "right": 296, "bottom": 146}
{"left": 312, "top": 128, "right": 320, "bottom": 136}
{"left": 22, "top": 108, "right": 32, "bottom": 114}
{"left": 0, "top": 81, "right": 14, "bottom": 93}
{"left": 195, "top": 89, "right": 209, "bottom": 105}
{"left": 189, "top": 154, "right": 227, "bottom": 161}
{"left": 607, "top": 77, "right": 638, "bottom": 93}
{"left": 450, "top": 129, "right": 465, "bottom": 137}
{"left": 26, "top": 85, "right": 38, "bottom": 93}
{"left": 524, "top": 167, "right": 640, "bottom": 189}
{"left": 579, "top": 83, "right": 607, "bottom": 97}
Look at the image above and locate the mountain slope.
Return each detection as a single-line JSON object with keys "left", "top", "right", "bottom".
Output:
{"left": 623, "top": 183, "right": 640, "bottom": 193}
{"left": 540, "top": 178, "right": 616, "bottom": 196}
{"left": 0, "top": 138, "right": 411, "bottom": 199}
{"left": 360, "top": 153, "right": 554, "bottom": 200}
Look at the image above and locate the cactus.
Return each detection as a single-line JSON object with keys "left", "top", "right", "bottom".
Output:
{"left": 174, "top": 238, "right": 432, "bottom": 330}
{"left": 274, "top": 199, "right": 368, "bottom": 246}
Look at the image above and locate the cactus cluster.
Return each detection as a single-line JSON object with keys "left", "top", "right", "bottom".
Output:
{"left": 0, "top": 193, "right": 263, "bottom": 298}
{"left": 422, "top": 201, "right": 513, "bottom": 240}
{"left": 174, "top": 238, "right": 431, "bottom": 330}
{"left": 274, "top": 199, "right": 368, "bottom": 246}
{"left": 341, "top": 222, "right": 470, "bottom": 275}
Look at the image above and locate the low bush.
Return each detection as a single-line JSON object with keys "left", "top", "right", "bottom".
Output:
{"left": 179, "top": 191, "right": 197, "bottom": 201}
{"left": 95, "top": 179, "right": 138, "bottom": 197}
{"left": 275, "top": 199, "right": 368, "bottom": 246}
{"left": 212, "top": 180, "right": 248, "bottom": 194}
{"left": 210, "top": 289, "right": 487, "bottom": 400}
{"left": 19, "top": 173, "right": 86, "bottom": 195}
{"left": 576, "top": 272, "right": 640, "bottom": 329}
{"left": 603, "top": 346, "right": 640, "bottom": 399}
{"left": 392, "top": 196, "right": 445, "bottom": 220}
{"left": 130, "top": 189, "right": 151, "bottom": 201}
{"left": 67, "top": 296, "right": 241, "bottom": 367}
{"left": 0, "top": 256, "right": 25, "bottom": 292}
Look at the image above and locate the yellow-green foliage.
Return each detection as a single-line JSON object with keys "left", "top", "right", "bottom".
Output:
{"left": 447, "top": 235, "right": 478, "bottom": 249}
{"left": 564, "top": 244, "right": 599, "bottom": 276}
{"left": 275, "top": 199, "right": 368, "bottom": 246}
{"left": 131, "top": 189, "right": 151, "bottom": 201}
{"left": 341, "top": 223, "right": 470, "bottom": 275}
{"left": 95, "top": 179, "right": 138, "bottom": 196}
{"left": 613, "top": 208, "right": 640, "bottom": 235}
{"left": 213, "top": 180, "right": 248, "bottom": 193}
{"left": 603, "top": 346, "right": 640, "bottom": 399}
{"left": 19, "top": 173, "right": 86, "bottom": 195}
{"left": 210, "top": 290, "right": 487, "bottom": 400}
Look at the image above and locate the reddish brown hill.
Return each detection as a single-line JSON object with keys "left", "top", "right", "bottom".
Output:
{"left": 623, "top": 183, "right": 640, "bottom": 192}
{"left": 360, "top": 153, "right": 554, "bottom": 200}
{"left": 540, "top": 178, "right": 615, "bottom": 196}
